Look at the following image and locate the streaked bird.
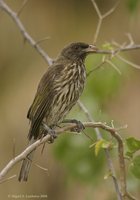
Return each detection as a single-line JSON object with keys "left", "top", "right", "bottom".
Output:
{"left": 18, "top": 42, "right": 97, "bottom": 181}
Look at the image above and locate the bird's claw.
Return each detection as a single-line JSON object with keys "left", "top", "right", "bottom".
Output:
{"left": 48, "top": 129, "right": 57, "bottom": 143}
{"left": 70, "top": 120, "right": 85, "bottom": 133}
{"left": 42, "top": 122, "right": 57, "bottom": 143}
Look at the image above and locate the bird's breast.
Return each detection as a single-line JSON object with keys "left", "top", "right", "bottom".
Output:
{"left": 45, "top": 61, "right": 86, "bottom": 126}
{"left": 57, "top": 62, "right": 86, "bottom": 109}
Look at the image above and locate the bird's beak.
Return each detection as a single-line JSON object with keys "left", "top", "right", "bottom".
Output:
{"left": 85, "top": 44, "right": 98, "bottom": 53}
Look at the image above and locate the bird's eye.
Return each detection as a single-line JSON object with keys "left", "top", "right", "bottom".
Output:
{"left": 74, "top": 46, "right": 79, "bottom": 50}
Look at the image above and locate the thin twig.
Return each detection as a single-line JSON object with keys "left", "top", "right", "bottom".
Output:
{"left": 87, "top": 54, "right": 122, "bottom": 77}
{"left": 116, "top": 54, "right": 140, "bottom": 69}
{"left": 115, "top": 44, "right": 140, "bottom": 54}
{"left": 93, "top": 44, "right": 140, "bottom": 55}
{"left": 17, "top": 0, "right": 28, "bottom": 16}
{"left": 34, "top": 163, "right": 48, "bottom": 172}
{"left": 106, "top": 60, "right": 122, "bottom": 75}
{"left": 91, "top": 0, "right": 119, "bottom": 43}
{"left": 87, "top": 59, "right": 106, "bottom": 77}
{"left": 35, "top": 37, "right": 51, "bottom": 45}
{"left": 107, "top": 129, "right": 127, "bottom": 198}
{"left": 78, "top": 101, "right": 122, "bottom": 200}
{"left": 102, "top": 2, "right": 119, "bottom": 19}
{"left": 125, "top": 33, "right": 134, "bottom": 46}
{"left": 0, "top": 174, "right": 16, "bottom": 184}
{"left": 112, "top": 40, "right": 122, "bottom": 48}
{"left": 126, "top": 193, "right": 137, "bottom": 200}
{"left": 83, "top": 130, "right": 94, "bottom": 142}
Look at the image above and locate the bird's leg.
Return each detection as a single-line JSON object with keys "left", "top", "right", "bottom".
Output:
{"left": 41, "top": 122, "right": 57, "bottom": 143}
{"left": 62, "top": 119, "right": 85, "bottom": 133}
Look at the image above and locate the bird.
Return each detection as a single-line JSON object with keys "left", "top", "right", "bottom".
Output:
{"left": 18, "top": 42, "right": 97, "bottom": 182}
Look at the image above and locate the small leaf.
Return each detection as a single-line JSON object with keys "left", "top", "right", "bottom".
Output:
{"left": 95, "top": 140, "right": 104, "bottom": 156}
{"left": 126, "top": 137, "right": 140, "bottom": 153}
{"left": 102, "top": 42, "right": 114, "bottom": 50}
{"left": 94, "top": 139, "right": 113, "bottom": 155}
{"left": 130, "top": 155, "right": 140, "bottom": 179}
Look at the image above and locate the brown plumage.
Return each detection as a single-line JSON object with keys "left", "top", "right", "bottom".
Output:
{"left": 18, "top": 42, "right": 97, "bottom": 181}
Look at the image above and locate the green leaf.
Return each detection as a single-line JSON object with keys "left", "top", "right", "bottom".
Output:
{"left": 130, "top": 155, "right": 140, "bottom": 179}
{"left": 94, "top": 139, "right": 113, "bottom": 156}
{"left": 102, "top": 42, "right": 114, "bottom": 50}
{"left": 126, "top": 137, "right": 140, "bottom": 153}
{"left": 95, "top": 139, "right": 104, "bottom": 156}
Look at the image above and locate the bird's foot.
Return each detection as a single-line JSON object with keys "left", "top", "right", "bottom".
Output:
{"left": 70, "top": 120, "right": 85, "bottom": 133}
{"left": 62, "top": 119, "right": 85, "bottom": 133}
{"left": 48, "top": 129, "right": 57, "bottom": 143}
{"left": 42, "top": 123, "right": 57, "bottom": 143}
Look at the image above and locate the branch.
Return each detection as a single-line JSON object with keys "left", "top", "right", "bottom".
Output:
{"left": 0, "top": 122, "right": 125, "bottom": 182}
{"left": 87, "top": 57, "right": 106, "bottom": 77}
{"left": 78, "top": 102, "right": 137, "bottom": 200}
{"left": 106, "top": 60, "right": 122, "bottom": 75}
{"left": 0, "top": 0, "right": 52, "bottom": 65}
{"left": 0, "top": 1, "right": 138, "bottom": 199}
{"left": 91, "top": 0, "right": 119, "bottom": 43}
{"left": 0, "top": 174, "right": 16, "bottom": 184}
{"left": 78, "top": 101, "right": 122, "bottom": 200}
{"left": 116, "top": 54, "right": 140, "bottom": 70}
{"left": 95, "top": 44, "right": 140, "bottom": 55}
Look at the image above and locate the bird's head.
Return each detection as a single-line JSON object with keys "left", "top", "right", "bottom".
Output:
{"left": 60, "top": 42, "right": 97, "bottom": 61}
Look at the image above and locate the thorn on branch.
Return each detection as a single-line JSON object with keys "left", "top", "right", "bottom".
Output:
{"left": 0, "top": 174, "right": 17, "bottom": 184}
{"left": 35, "top": 37, "right": 51, "bottom": 45}
{"left": 34, "top": 163, "right": 48, "bottom": 172}
{"left": 17, "top": 0, "right": 29, "bottom": 17}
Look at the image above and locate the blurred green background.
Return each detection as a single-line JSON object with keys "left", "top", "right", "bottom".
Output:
{"left": 0, "top": 0, "right": 140, "bottom": 199}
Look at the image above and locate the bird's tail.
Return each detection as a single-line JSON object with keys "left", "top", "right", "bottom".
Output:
{"left": 18, "top": 138, "right": 35, "bottom": 182}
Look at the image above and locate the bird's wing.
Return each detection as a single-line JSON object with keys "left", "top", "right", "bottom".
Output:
{"left": 27, "top": 64, "right": 64, "bottom": 140}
